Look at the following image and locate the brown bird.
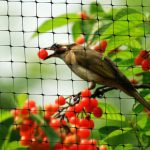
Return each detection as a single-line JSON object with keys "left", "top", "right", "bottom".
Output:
{"left": 44, "top": 43, "right": 150, "bottom": 110}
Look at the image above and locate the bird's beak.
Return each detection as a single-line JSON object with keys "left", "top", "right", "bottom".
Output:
{"left": 44, "top": 46, "right": 56, "bottom": 60}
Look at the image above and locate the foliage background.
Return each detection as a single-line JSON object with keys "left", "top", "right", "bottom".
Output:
{"left": 0, "top": 0, "right": 150, "bottom": 149}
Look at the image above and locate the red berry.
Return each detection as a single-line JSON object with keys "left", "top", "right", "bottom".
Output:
{"left": 139, "top": 50, "right": 149, "bottom": 58}
{"left": 11, "top": 109, "right": 21, "bottom": 117}
{"left": 63, "top": 134, "right": 76, "bottom": 144}
{"left": 75, "top": 103, "right": 83, "bottom": 113}
{"left": 81, "top": 97, "right": 90, "bottom": 107}
{"left": 61, "top": 119, "right": 67, "bottom": 126}
{"left": 30, "top": 140, "right": 39, "bottom": 150}
{"left": 90, "top": 98, "right": 98, "bottom": 108}
{"left": 69, "top": 116, "right": 79, "bottom": 125}
{"left": 55, "top": 96, "right": 66, "bottom": 106}
{"left": 85, "top": 105, "right": 94, "bottom": 113}
{"left": 69, "top": 144, "right": 78, "bottom": 150}
{"left": 79, "top": 12, "right": 88, "bottom": 20}
{"left": 50, "top": 118, "right": 61, "bottom": 128}
{"left": 89, "top": 139, "right": 97, "bottom": 145}
{"left": 100, "top": 40, "right": 107, "bottom": 52}
{"left": 94, "top": 40, "right": 107, "bottom": 53}
{"left": 77, "top": 128, "right": 90, "bottom": 138}
{"left": 38, "top": 49, "right": 48, "bottom": 60}
{"left": 93, "top": 107, "right": 103, "bottom": 118}
{"left": 130, "top": 79, "right": 138, "bottom": 85}
{"left": 24, "top": 100, "right": 36, "bottom": 108}
{"left": 79, "top": 119, "right": 89, "bottom": 128}
{"left": 88, "top": 120, "right": 94, "bottom": 129}
{"left": 134, "top": 55, "right": 144, "bottom": 65}
{"left": 78, "top": 139, "right": 89, "bottom": 149}
{"left": 30, "top": 107, "right": 38, "bottom": 114}
{"left": 99, "top": 145, "right": 108, "bottom": 150}
{"left": 41, "top": 142, "right": 50, "bottom": 150}
{"left": 65, "top": 106, "right": 75, "bottom": 118}
{"left": 20, "top": 136, "right": 31, "bottom": 146}
{"left": 51, "top": 103, "right": 59, "bottom": 114}
{"left": 81, "top": 88, "right": 91, "bottom": 97}
{"left": 53, "top": 143, "right": 63, "bottom": 150}
{"left": 21, "top": 107, "right": 29, "bottom": 115}
{"left": 144, "top": 109, "right": 150, "bottom": 117}
{"left": 76, "top": 35, "right": 85, "bottom": 45}
{"left": 141, "top": 59, "right": 150, "bottom": 71}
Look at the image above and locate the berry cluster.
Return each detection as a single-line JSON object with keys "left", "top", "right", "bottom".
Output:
{"left": 134, "top": 50, "right": 150, "bottom": 71}
{"left": 11, "top": 100, "right": 50, "bottom": 150}
{"left": 12, "top": 89, "right": 106, "bottom": 150}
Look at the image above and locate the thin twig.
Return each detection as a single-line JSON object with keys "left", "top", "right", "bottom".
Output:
{"left": 134, "top": 84, "right": 150, "bottom": 89}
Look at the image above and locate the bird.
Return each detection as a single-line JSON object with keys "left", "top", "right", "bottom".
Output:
{"left": 43, "top": 43, "right": 150, "bottom": 110}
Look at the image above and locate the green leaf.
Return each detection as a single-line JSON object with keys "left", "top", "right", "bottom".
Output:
{"left": 9, "top": 128, "right": 20, "bottom": 142}
{"left": 144, "top": 22, "right": 150, "bottom": 35}
{"left": 72, "top": 19, "right": 96, "bottom": 42}
{"left": 72, "top": 21, "right": 82, "bottom": 41}
{"left": 0, "top": 93, "right": 16, "bottom": 109}
{"left": 106, "top": 37, "right": 141, "bottom": 52}
{"left": 90, "top": 22, "right": 113, "bottom": 43}
{"left": 111, "top": 51, "right": 131, "bottom": 60}
{"left": 114, "top": 8, "right": 141, "bottom": 20}
{"left": 0, "top": 118, "right": 14, "bottom": 149}
{"left": 103, "top": 127, "right": 139, "bottom": 149}
{"left": 90, "top": 2, "right": 104, "bottom": 14}
{"left": 129, "top": 21, "right": 145, "bottom": 36}
{"left": 115, "top": 144, "right": 133, "bottom": 150}
{"left": 145, "top": 131, "right": 150, "bottom": 136}
{"left": 31, "top": 114, "right": 59, "bottom": 149}
{"left": 130, "top": 38, "right": 141, "bottom": 49}
{"left": 5, "top": 142, "right": 28, "bottom": 150}
{"left": 144, "top": 94, "right": 150, "bottom": 101}
{"left": 104, "top": 127, "right": 132, "bottom": 141}
{"left": 16, "top": 94, "right": 28, "bottom": 107}
{"left": 140, "top": 89, "right": 150, "bottom": 98}
{"left": 142, "top": 72, "right": 150, "bottom": 84}
{"left": 82, "top": 20, "right": 96, "bottom": 42}
{"left": 137, "top": 113, "right": 148, "bottom": 129}
{"left": 0, "top": 110, "right": 12, "bottom": 122}
{"left": 99, "top": 126, "right": 120, "bottom": 135}
{"left": 99, "top": 102, "right": 126, "bottom": 121}
{"left": 16, "top": 148, "right": 28, "bottom": 150}
{"left": 33, "top": 13, "right": 79, "bottom": 37}
{"left": 123, "top": 67, "right": 143, "bottom": 77}
{"left": 133, "top": 104, "right": 145, "bottom": 113}
{"left": 91, "top": 20, "right": 143, "bottom": 48}
{"left": 106, "top": 36, "right": 130, "bottom": 52}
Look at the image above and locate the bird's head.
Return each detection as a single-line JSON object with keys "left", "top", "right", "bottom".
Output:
{"left": 44, "top": 43, "right": 76, "bottom": 60}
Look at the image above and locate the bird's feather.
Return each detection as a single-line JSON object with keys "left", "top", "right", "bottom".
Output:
{"left": 73, "top": 48, "right": 135, "bottom": 94}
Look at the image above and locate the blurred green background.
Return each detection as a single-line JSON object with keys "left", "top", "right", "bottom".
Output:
{"left": 0, "top": 0, "right": 150, "bottom": 149}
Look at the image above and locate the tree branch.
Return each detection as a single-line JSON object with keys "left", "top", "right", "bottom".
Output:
{"left": 134, "top": 84, "right": 150, "bottom": 89}
{"left": 92, "top": 84, "right": 150, "bottom": 98}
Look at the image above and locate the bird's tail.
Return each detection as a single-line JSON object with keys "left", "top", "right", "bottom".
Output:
{"left": 117, "top": 84, "right": 150, "bottom": 111}
{"left": 132, "top": 91, "right": 150, "bottom": 110}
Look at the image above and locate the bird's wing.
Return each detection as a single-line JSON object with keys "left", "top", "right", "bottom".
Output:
{"left": 74, "top": 49, "right": 135, "bottom": 91}
{"left": 74, "top": 49, "right": 116, "bottom": 80}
